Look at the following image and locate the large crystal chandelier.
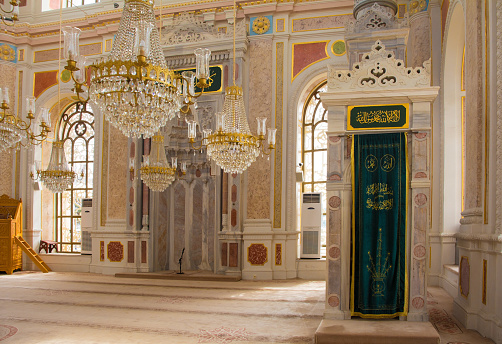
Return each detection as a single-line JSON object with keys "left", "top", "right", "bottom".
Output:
{"left": 187, "top": 0, "right": 276, "bottom": 174}
{"left": 0, "top": 88, "right": 51, "bottom": 152}
{"left": 63, "top": 0, "right": 211, "bottom": 138}
{"left": 0, "top": 1, "right": 19, "bottom": 26}
{"left": 34, "top": 141, "right": 76, "bottom": 193}
{"left": 139, "top": 133, "right": 176, "bottom": 192}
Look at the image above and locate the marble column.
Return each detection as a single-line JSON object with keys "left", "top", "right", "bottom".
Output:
{"left": 408, "top": 11, "right": 431, "bottom": 68}
{"left": 325, "top": 131, "right": 352, "bottom": 320}
{"left": 408, "top": 128, "right": 431, "bottom": 321}
{"left": 462, "top": 0, "right": 484, "bottom": 216}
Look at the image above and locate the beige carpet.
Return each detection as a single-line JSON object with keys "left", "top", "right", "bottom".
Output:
{"left": 0, "top": 273, "right": 496, "bottom": 343}
{"left": 0, "top": 271, "right": 325, "bottom": 343}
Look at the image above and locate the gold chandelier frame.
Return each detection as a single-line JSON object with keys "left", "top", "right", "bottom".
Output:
{"left": 0, "top": 0, "right": 19, "bottom": 27}
{"left": 0, "top": 95, "right": 51, "bottom": 150}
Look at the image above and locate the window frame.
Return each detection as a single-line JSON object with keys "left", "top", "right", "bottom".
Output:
{"left": 54, "top": 102, "right": 95, "bottom": 253}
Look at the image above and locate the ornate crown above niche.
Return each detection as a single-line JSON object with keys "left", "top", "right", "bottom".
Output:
{"left": 161, "top": 12, "right": 247, "bottom": 47}
{"left": 327, "top": 41, "right": 431, "bottom": 91}
{"left": 346, "top": 3, "right": 409, "bottom": 34}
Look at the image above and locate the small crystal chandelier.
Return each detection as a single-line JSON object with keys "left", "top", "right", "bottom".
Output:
{"left": 0, "top": 0, "right": 19, "bottom": 26}
{"left": 0, "top": 88, "right": 51, "bottom": 152}
{"left": 187, "top": 1, "right": 276, "bottom": 174}
{"left": 32, "top": 141, "right": 77, "bottom": 193}
{"left": 138, "top": 133, "right": 177, "bottom": 192}
{"left": 63, "top": 0, "right": 211, "bottom": 138}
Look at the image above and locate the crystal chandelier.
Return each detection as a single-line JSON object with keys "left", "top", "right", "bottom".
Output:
{"left": 187, "top": 0, "right": 276, "bottom": 174}
{"left": 138, "top": 133, "right": 176, "bottom": 192}
{"left": 0, "top": 88, "right": 51, "bottom": 152}
{"left": 32, "top": 141, "right": 76, "bottom": 193}
{"left": 0, "top": 1, "right": 19, "bottom": 26}
{"left": 63, "top": 0, "right": 211, "bottom": 138}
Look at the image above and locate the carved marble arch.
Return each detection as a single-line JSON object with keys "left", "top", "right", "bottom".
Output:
{"left": 298, "top": 79, "right": 328, "bottom": 255}
{"left": 441, "top": 0, "right": 465, "bottom": 233}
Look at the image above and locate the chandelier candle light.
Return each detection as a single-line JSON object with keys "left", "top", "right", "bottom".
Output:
{"left": 0, "top": 88, "right": 51, "bottom": 152}
{"left": 187, "top": 0, "right": 276, "bottom": 174}
{"left": 63, "top": 0, "right": 211, "bottom": 138}
{"left": 138, "top": 133, "right": 177, "bottom": 192}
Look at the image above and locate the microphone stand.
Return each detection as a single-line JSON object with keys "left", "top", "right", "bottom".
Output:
{"left": 177, "top": 248, "right": 185, "bottom": 274}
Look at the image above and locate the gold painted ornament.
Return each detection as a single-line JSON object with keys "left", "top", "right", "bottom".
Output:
{"left": 252, "top": 16, "right": 271, "bottom": 34}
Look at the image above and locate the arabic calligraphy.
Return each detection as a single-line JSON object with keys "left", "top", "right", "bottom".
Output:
{"left": 366, "top": 182, "right": 394, "bottom": 211}
{"left": 356, "top": 109, "right": 400, "bottom": 124}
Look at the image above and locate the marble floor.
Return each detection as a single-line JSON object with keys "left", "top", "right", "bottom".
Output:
{"left": 0, "top": 272, "right": 495, "bottom": 343}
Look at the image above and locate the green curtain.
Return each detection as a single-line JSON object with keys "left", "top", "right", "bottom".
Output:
{"left": 351, "top": 133, "right": 408, "bottom": 318}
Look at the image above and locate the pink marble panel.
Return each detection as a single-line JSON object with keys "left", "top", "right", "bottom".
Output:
{"left": 107, "top": 241, "right": 124, "bottom": 262}
{"left": 128, "top": 209, "right": 134, "bottom": 227}
{"left": 231, "top": 184, "right": 237, "bottom": 203}
{"left": 221, "top": 243, "right": 228, "bottom": 267}
{"left": 275, "top": 244, "right": 282, "bottom": 265}
{"left": 229, "top": 243, "right": 238, "bottom": 267}
{"left": 100, "top": 241, "right": 104, "bottom": 261}
{"left": 34, "top": 71, "right": 58, "bottom": 98}
{"left": 231, "top": 209, "right": 237, "bottom": 227}
{"left": 141, "top": 241, "right": 147, "bottom": 264}
{"left": 222, "top": 174, "right": 228, "bottom": 214}
{"left": 293, "top": 41, "right": 328, "bottom": 79}
{"left": 460, "top": 256, "right": 470, "bottom": 297}
{"left": 128, "top": 241, "right": 134, "bottom": 263}
{"left": 248, "top": 244, "right": 267, "bottom": 265}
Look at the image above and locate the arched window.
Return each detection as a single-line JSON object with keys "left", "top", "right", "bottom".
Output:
{"left": 54, "top": 102, "right": 95, "bottom": 253}
{"left": 300, "top": 80, "right": 328, "bottom": 256}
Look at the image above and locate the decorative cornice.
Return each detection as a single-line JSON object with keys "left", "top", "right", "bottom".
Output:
{"left": 455, "top": 232, "right": 502, "bottom": 243}
{"left": 161, "top": 12, "right": 246, "bottom": 46}
{"left": 327, "top": 40, "right": 431, "bottom": 91}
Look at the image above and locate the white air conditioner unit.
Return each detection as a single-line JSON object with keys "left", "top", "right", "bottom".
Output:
{"left": 300, "top": 192, "right": 322, "bottom": 258}
{"left": 81, "top": 198, "right": 93, "bottom": 255}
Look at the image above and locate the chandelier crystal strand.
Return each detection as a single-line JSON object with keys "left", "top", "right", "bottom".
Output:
{"left": 38, "top": 0, "right": 76, "bottom": 194}
{"left": 87, "top": 0, "right": 179, "bottom": 138}
{"left": 63, "top": 0, "right": 211, "bottom": 139}
{"left": 140, "top": 133, "right": 176, "bottom": 191}
{"left": 201, "top": 0, "right": 262, "bottom": 174}
{"left": 40, "top": 141, "right": 76, "bottom": 193}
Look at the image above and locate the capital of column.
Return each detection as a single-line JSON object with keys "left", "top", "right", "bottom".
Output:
{"left": 409, "top": 9, "right": 429, "bottom": 24}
